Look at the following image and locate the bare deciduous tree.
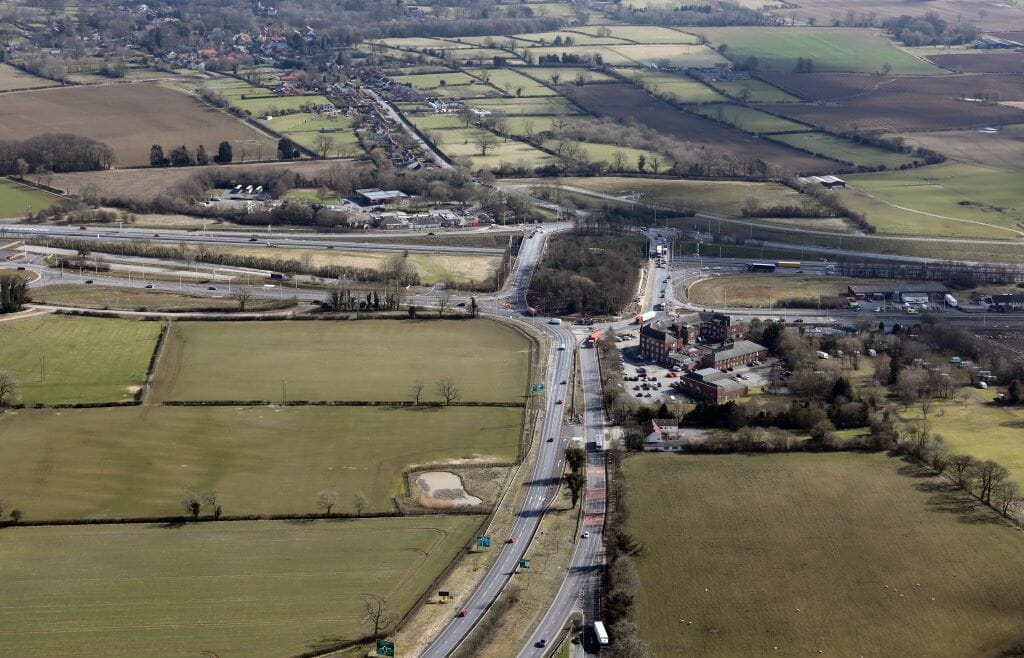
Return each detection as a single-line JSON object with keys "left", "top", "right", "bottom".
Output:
{"left": 948, "top": 453, "right": 975, "bottom": 487}
{"left": 436, "top": 292, "right": 450, "bottom": 318}
{"left": 312, "top": 133, "right": 335, "bottom": 159}
{"left": 362, "top": 593, "right": 397, "bottom": 638}
{"left": 436, "top": 378, "right": 460, "bottom": 405}
{"left": 409, "top": 379, "right": 425, "bottom": 405}
{"left": 230, "top": 287, "right": 253, "bottom": 311}
{"left": 317, "top": 490, "right": 338, "bottom": 515}
{"left": 353, "top": 491, "right": 369, "bottom": 516}
{"left": 183, "top": 492, "right": 202, "bottom": 520}
{"left": 994, "top": 480, "right": 1019, "bottom": 517}
{"left": 473, "top": 130, "right": 499, "bottom": 155}
{"left": 0, "top": 371, "right": 19, "bottom": 408}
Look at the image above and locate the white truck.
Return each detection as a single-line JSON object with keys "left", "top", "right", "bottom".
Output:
{"left": 944, "top": 293, "right": 959, "bottom": 308}
{"left": 817, "top": 351, "right": 830, "bottom": 359}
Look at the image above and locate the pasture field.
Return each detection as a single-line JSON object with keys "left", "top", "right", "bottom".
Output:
{"left": 0, "top": 178, "right": 58, "bottom": 217}
{"left": 0, "top": 62, "right": 58, "bottom": 90}
{"left": 624, "top": 452, "right": 1024, "bottom": 657}
{"left": 692, "top": 27, "right": 941, "bottom": 74}
{"left": 513, "top": 30, "right": 624, "bottom": 45}
{"left": 465, "top": 68, "right": 557, "bottom": 96}
{"left": 260, "top": 113, "right": 360, "bottom": 156}
{"left": 427, "top": 127, "right": 554, "bottom": 169}
{"left": 540, "top": 140, "right": 671, "bottom": 171}
{"left": 517, "top": 66, "right": 615, "bottom": 83}
{"left": 512, "top": 176, "right": 814, "bottom": 216}
{"left": 892, "top": 125, "right": 1024, "bottom": 170}
{"left": 0, "top": 84, "right": 275, "bottom": 167}
{"left": 622, "top": 69, "right": 725, "bottom": 103}
{"left": 523, "top": 1, "right": 576, "bottom": 18}
{"left": 572, "top": 25, "right": 701, "bottom": 43}
{"left": 233, "top": 93, "right": 332, "bottom": 116}
{"left": 0, "top": 517, "right": 479, "bottom": 657}
{"left": 46, "top": 159, "right": 351, "bottom": 202}
{"left": 899, "top": 393, "right": 1024, "bottom": 486}
{"left": 470, "top": 96, "right": 577, "bottom": 115}
{"left": 686, "top": 274, "right": 927, "bottom": 307}
{"left": 0, "top": 405, "right": 522, "bottom": 517}
{"left": 709, "top": 78, "right": 799, "bottom": 103}
{"left": 569, "top": 84, "right": 834, "bottom": 172}
{"left": 769, "top": 132, "right": 919, "bottom": 169}
{"left": 530, "top": 44, "right": 726, "bottom": 68}
{"left": 393, "top": 71, "right": 477, "bottom": 88}
{"left": 432, "top": 83, "right": 496, "bottom": 99}
{"left": 844, "top": 164, "right": 1024, "bottom": 238}
{"left": 410, "top": 114, "right": 466, "bottom": 130}
{"left": 194, "top": 243, "right": 502, "bottom": 287}
{"left": 688, "top": 103, "right": 811, "bottom": 134}
{"left": 502, "top": 115, "right": 584, "bottom": 137}
{"left": 30, "top": 284, "right": 290, "bottom": 312}
{"left": 151, "top": 319, "right": 530, "bottom": 403}
{"left": 0, "top": 315, "right": 161, "bottom": 405}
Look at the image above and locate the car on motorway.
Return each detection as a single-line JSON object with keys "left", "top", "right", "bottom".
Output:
{"left": 207, "top": 286, "right": 217, "bottom": 290}
{"left": 458, "top": 610, "right": 467, "bottom": 618}
{"left": 535, "top": 639, "right": 547, "bottom": 648}
{"left": 547, "top": 437, "right": 554, "bottom": 442}
{"left": 507, "top": 536, "right": 516, "bottom": 544}
{"left": 582, "top": 532, "right": 590, "bottom": 538}
{"left": 79, "top": 225, "right": 87, "bottom": 230}
{"left": 556, "top": 399, "right": 563, "bottom": 405}
{"left": 249, "top": 237, "right": 259, "bottom": 242}
{"left": 560, "top": 379, "right": 567, "bottom": 385}
{"left": 144, "top": 284, "right": 153, "bottom": 288}
{"left": 84, "top": 279, "right": 93, "bottom": 283}
{"left": 152, "top": 233, "right": 160, "bottom": 237}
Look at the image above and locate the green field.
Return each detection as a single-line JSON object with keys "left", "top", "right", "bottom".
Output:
{"left": 0, "top": 179, "right": 59, "bottom": 217}
{"left": 234, "top": 94, "right": 331, "bottom": 116}
{"left": 260, "top": 113, "right": 361, "bottom": 156}
{"left": 465, "top": 68, "right": 558, "bottom": 96}
{"left": 900, "top": 393, "right": 1024, "bottom": 487}
{"left": 512, "top": 176, "right": 814, "bottom": 216}
{"left": 540, "top": 139, "right": 671, "bottom": 171}
{"left": 428, "top": 126, "right": 554, "bottom": 169}
{"left": 572, "top": 25, "right": 701, "bottom": 44}
{"left": 529, "top": 43, "right": 727, "bottom": 68}
{"left": 516, "top": 67, "right": 616, "bottom": 84}
{"left": 0, "top": 404, "right": 521, "bottom": 518}
{"left": 624, "top": 452, "right": 1024, "bottom": 657}
{"left": 694, "top": 27, "right": 942, "bottom": 74}
{"left": 770, "top": 132, "right": 919, "bottom": 169}
{"left": 393, "top": 71, "right": 477, "bottom": 88}
{"left": 844, "top": 164, "right": 1024, "bottom": 238}
{"left": 710, "top": 78, "right": 800, "bottom": 103}
{"left": 151, "top": 319, "right": 531, "bottom": 403}
{"left": 622, "top": 69, "right": 725, "bottom": 103}
{"left": 0, "top": 517, "right": 479, "bottom": 657}
{"left": 503, "top": 115, "right": 585, "bottom": 137}
{"left": 30, "top": 285, "right": 291, "bottom": 312}
{"left": 688, "top": 103, "right": 810, "bottom": 133}
{"left": 0, "top": 315, "right": 161, "bottom": 405}
{"left": 470, "top": 96, "right": 577, "bottom": 115}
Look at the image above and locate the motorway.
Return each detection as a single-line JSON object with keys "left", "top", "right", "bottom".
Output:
{"left": 420, "top": 228, "right": 578, "bottom": 657}
{"left": 0, "top": 224, "right": 505, "bottom": 255}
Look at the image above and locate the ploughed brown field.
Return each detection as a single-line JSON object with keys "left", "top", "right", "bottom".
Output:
{"left": 758, "top": 74, "right": 1024, "bottom": 133}
{"left": 926, "top": 53, "right": 1024, "bottom": 74}
{"left": 567, "top": 83, "right": 837, "bottom": 174}
{"left": 0, "top": 83, "right": 276, "bottom": 167}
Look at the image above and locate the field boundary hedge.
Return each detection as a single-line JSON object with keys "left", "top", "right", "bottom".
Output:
{"left": 160, "top": 399, "right": 526, "bottom": 408}
{"left": 0, "top": 510, "right": 488, "bottom": 529}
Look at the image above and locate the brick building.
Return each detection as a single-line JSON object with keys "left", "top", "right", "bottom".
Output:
{"left": 700, "top": 340, "right": 768, "bottom": 370}
{"left": 639, "top": 319, "right": 699, "bottom": 364}
{"left": 676, "top": 368, "right": 748, "bottom": 403}
{"left": 700, "top": 313, "right": 745, "bottom": 343}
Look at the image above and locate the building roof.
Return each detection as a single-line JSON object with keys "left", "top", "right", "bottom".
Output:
{"left": 708, "top": 340, "right": 766, "bottom": 363}
{"left": 849, "top": 283, "right": 949, "bottom": 296}
{"left": 356, "top": 188, "right": 407, "bottom": 202}
{"left": 688, "top": 367, "right": 725, "bottom": 382}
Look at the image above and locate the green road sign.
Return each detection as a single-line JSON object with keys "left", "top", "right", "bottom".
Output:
{"left": 519, "top": 558, "right": 531, "bottom": 569}
{"left": 477, "top": 535, "right": 492, "bottom": 548}
{"left": 531, "top": 384, "right": 544, "bottom": 393}
{"left": 376, "top": 639, "right": 395, "bottom": 657}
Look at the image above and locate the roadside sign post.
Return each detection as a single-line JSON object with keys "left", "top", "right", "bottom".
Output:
{"left": 376, "top": 639, "right": 395, "bottom": 656}
{"left": 476, "top": 535, "right": 491, "bottom": 548}
{"left": 519, "top": 558, "right": 531, "bottom": 570}
{"left": 531, "top": 384, "right": 544, "bottom": 393}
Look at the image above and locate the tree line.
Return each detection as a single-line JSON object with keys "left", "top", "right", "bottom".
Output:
{"left": 0, "top": 133, "right": 114, "bottom": 175}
